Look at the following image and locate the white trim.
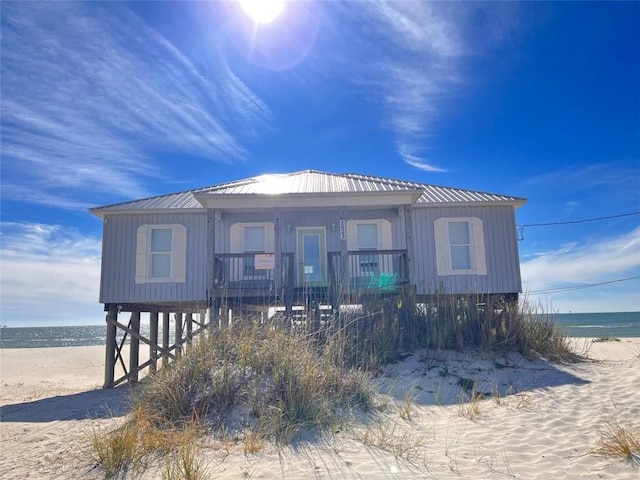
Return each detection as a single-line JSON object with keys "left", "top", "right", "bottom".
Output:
{"left": 229, "top": 222, "right": 275, "bottom": 281}
{"left": 296, "top": 227, "right": 327, "bottom": 286}
{"left": 229, "top": 222, "right": 275, "bottom": 254}
{"left": 346, "top": 219, "right": 392, "bottom": 251}
{"left": 346, "top": 219, "right": 393, "bottom": 277}
{"left": 135, "top": 224, "right": 187, "bottom": 284}
{"left": 196, "top": 192, "right": 423, "bottom": 210}
{"left": 434, "top": 217, "right": 487, "bottom": 276}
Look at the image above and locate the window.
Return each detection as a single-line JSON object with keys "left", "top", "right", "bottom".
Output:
{"left": 135, "top": 224, "right": 187, "bottom": 283}
{"left": 357, "top": 223, "right": 378, "bottom": 250}
{"left": 229, "top": 222, "right": 274, "bottom": 281}
{"left": 244, "top": 226, "right": 266, "bottom": 277}
{"left": 434, "top": 217, "right": 486, "bottom": 276}
{"left": 357, "top": 223, "right": 378, "bottom": 274}
{"left": 150, "top": 228, "right": 173, "bottom": 278}
{"left": 448, "top": 222, "right": 471, "bottom": 270}
{"left": 346, "top": 219, "right": 392, "bottom": 278}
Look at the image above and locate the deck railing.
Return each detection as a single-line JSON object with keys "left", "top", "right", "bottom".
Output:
{"left": 212, "top": 250, "right": 408, "bottom": 303}
{"left": 212, "top": 252, "right": 294, "bottom": 299}
{"left": 328, "top": 249, "right": 409, "bottom": 293}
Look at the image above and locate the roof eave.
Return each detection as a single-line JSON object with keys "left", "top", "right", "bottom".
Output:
{"left": 90, "top": 207, "right": 205, "bottom": 218}
{"left": 193, "top": 190, "right": 425, "bottom": 209}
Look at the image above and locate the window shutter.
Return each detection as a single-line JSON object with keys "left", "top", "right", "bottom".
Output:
{"left": 231, "top": 223, "right": 273, "bottom": 253}
{"left": 173, "top": 224, "right": 187, "bottom": 283}
{"left": 266, "top": 225, "right": 275, "bottom": 252}
{"left": 433, "top": 218, "right": 449, "bottom": 276}
{"left": 230, "top": 223, "right": 242, "bottom": 253}
{"left": 135, "top": 225, "right": 148, "bottom": 284}
{"left": 380, "top": 219, "right": 392, "bottom": 250}
{"left": 346, "top": 220, "right": 358, "bottom": 250}
{"left": 347, "top": 219, "right": 391, "bottom": 250}
{"left": 471, "top": 217, "right": 487, "bottom": 275}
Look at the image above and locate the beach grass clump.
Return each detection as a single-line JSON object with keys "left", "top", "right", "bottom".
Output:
{"left": 356, "top": 420, "right": 426, "bottom": 461}
{"left": 84, "top": 406, "right": 206, "bottom": 479}
{"left": 593, "top": 336, "right": 621, "bottom": 343}
{"left": 407, "top": 293, "right": 580, "bottom": 362}
{"left": 593, "top": 419, "right": 640, "bottom": 466}
{"left": 457, "top": 383, "right": 483, "bottom": 420}
{"left": 86, "top": 419, "right": 141, "bottom": 478}
{"left": 511, "top": 305, "right": 579, "bottom": 361}
{"left": 133, "top": 321, "right": 375, "bottom": 446}
{"left": 162, "top": 443, "right": 212, "bottom": 480}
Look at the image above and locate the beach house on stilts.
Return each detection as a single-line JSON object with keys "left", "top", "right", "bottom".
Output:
{"left": 91, "top": 170, "right": 526, "bottom": 387}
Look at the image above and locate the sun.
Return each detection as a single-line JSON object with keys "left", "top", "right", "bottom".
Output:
{"left": 238, "top": 0, "right": 285, "bottom": 24}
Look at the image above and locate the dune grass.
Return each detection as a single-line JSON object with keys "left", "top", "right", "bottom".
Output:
{"left": 333, "top": 292, "right": 579, "bottom": 365}
{"left": 83, "top": 407, "right": 206, "bottom": 479}
{"left": 593, "top": 418, "right": 640, "bottom": 466}
{"left": 134, "top": 322, "right": 375, "bottom": 442}
{"left": 86, "top": 292, "right": 582, "bottom": 477}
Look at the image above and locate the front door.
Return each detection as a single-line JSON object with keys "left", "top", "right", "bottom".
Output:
{"left": 297, "top": 228, "right": 326, "bottom": 287}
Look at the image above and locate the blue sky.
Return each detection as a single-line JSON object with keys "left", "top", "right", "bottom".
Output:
{"left": 1, "top": 1, "right": 638, "bottom": 326}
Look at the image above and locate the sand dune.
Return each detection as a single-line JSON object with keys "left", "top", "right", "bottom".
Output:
{"left": 1, "top": 339, "right": 639, "bottom": 479}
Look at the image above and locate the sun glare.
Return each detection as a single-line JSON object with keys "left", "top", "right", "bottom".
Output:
{"left": 239, "top": 0, "right": 285, "bottom": 24}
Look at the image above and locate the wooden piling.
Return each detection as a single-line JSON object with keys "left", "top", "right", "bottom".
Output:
{"left": 149, "top": 311, "right": 158, "bottom": 372}
{"left": 129, "top": 311, "right": 140, "bottom": 383}
{"left": 186, "top": 313, "right": 193, "bottom": 348}
{"left": 103, "top": 305, "right": 118, "bottom": 388}
{"left": 102, "top": 305, "right": 206, "bottom": 388}
{"left": 175, "top": 313, "right": 183, "bottom": 359}
{"left": 162, "top": 312, "right": 170, "bottom": 368}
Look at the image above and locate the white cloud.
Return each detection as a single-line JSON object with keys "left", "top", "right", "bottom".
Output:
{"left": 0, "top": 222, "right": 104, "bottom": 326}
{"left": 331, "top": 1, "right": 519, "bottom": 172}
{"left": 521, "top": 226, "right": 640, "bottom": 311}
{"left": 402, "top": 154, "right": 446, "bottom": 173}
{"left": 1, "top": 2, "right": 271, "bottom": 210}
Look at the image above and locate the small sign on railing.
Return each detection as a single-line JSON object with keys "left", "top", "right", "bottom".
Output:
{"left": 254, "top": 253, "right": 275, "bottom": 270}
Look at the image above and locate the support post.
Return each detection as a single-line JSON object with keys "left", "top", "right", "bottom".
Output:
{"left": 162, "top": 311, "right": 170, "bottom": 368}
{"left": 339, "top": 207, "right": 348, "bottom": 310}
{"left": 274, "top": 208, "right": 282, "bottom": 295}
{"left": 149, "top": 311, "right": 159, "bottom": 372}
{"left": 129, "top": 311, "right": 140, "bottom": 383}
{"left": 404, "top": 205, "right": 416, "bottom": 288}
{"left": 186, "top": 313, "right": 193, "bottom": 348}
{"left": 175, "top": 313, "right": 183, "bottom": 359}
{"left": 103, "top": 305, "right": 118, "bottom": 388}
{"left": 206, "top": 208, "right": 216, "bottom": 322}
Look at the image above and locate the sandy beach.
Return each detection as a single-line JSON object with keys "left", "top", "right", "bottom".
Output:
{"left": 1, "top": 339, "right": 639, "bottom": 479}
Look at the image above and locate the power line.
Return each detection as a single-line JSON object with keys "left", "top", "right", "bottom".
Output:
{"left": 518, "top": 211, "right": 640, "bottom": 240}
{"left": 527, "top": 275, "right": 640, "bottom": 295}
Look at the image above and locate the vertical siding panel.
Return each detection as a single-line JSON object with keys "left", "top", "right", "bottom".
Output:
{"left": 410, "top": 205, "right": 522, "bottom": 296}
{"left": 100, "top": 212, "right": 207, "bottom": 304}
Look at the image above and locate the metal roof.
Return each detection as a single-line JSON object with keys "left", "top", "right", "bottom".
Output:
{"left": 90, "top": 170, "right": 526, "bottom": 215}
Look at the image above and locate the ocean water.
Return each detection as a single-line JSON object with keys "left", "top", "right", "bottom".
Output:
{"left": 1, "top": 312, "right": 638, "bottom": 348}
{"left": 0, "top": 324, "right": 152, "bottom": 349}
{"left": 552, "top": 312, "right": 640, "bottom": 338}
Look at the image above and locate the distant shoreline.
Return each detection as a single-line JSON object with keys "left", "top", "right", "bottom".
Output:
{"left": 1, "top": 312, "right": 639, "bottom": 348}
{"left": 3, "top": 310, "right": 639, "bottom": 329}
